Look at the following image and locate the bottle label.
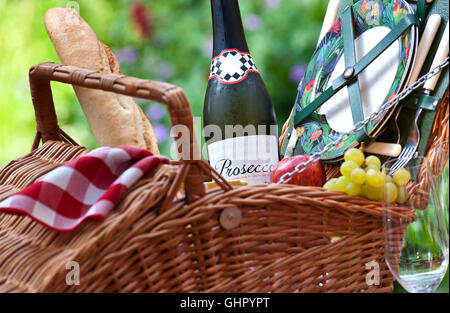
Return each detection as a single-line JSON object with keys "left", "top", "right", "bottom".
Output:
{"left": 207, "top": 135, "right": 279, "bottom": 185}
{"left": 209, "top": 49, "right": 259, "bottom": 84}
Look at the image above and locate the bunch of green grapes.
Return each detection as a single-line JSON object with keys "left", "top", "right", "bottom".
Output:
{"left": 323, "top": 148, "right": 411, "bottom": 203}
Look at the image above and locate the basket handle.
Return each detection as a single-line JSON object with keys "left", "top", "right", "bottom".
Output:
{"left": 28, "top": 62, "right": 205, "bottom": 202}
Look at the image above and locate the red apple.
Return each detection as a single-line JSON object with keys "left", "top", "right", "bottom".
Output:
{"left": 270, "top": 155, "right": 326, "bottom": 187}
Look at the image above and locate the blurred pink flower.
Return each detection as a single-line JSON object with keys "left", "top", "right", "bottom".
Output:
{"left": 244, "top": 14, "right": 262, "bottom": 31}
{"left": 289, "top": 63, "right": 306, "bottom": 85}
{"left": 146, "top": 103, "right": 165, "bottom": 121}
{"left": 115, "top": 46, "right": 139, "bottom": 64}
{"left": 153, "top": 124, "right": 169, "bottom": 142}
{"left": 130, "top": 2, "right": 153, "bottom": 40}
{"left": 265, "top": 0, "right": 282, "bottom": 10}
{"left": 155, "top": 62, "right": 174, "bottom": 80}
{"left": 203, "top": 38, "right": 213, "bottom": 58}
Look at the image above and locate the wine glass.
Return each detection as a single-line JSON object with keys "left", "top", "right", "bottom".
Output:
{"left": 383, "top": 156, "right": 449, "bottom": 293}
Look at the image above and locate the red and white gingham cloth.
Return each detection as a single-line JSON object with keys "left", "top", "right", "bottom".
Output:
{"left": 0, "top": 146, "right": 169, "bottom": 232}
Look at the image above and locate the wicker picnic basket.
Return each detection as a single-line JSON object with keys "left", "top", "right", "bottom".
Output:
{"left": 0, "top": 62, "right": 446, "bottom": 293}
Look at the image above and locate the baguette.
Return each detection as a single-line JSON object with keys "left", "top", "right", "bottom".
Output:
{"left": 44, "top": 8, "right": 159, "bottom": 153}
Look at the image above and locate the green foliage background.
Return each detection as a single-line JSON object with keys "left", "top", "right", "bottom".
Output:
{"left": 0, "top": 0, "right": 447, "bottom": 292}
{"left": 0, "top": 0, "right": 327, "bottom": 165}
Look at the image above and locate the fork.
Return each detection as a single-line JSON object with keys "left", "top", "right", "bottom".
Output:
{"left": 388, "top": 109, "right": 423, "bottom": 173}
{"left": 387, "top": 18, "right": 447, "bottom": 174}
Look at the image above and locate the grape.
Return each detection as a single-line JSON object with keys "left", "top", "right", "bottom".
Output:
{"left": 335, "top": 176, "right": 351, "bottom": 192}
{"left": 393, "top": 168, "right": 411, "bottom": 186}
{"left": 351, "top": 168, "right": 366, "bottom": 184}
{"left": 363, "top": 183, "right": 382, "bottom": 201}
{"left": 323, "top": 178, "right": 338, "bottom": 191}
{"left": 366, "top": 169, "right": 383, "bottom": 187}
{"left": 383, "top": 182, "right": 398, "bottom": 203}
{"left": 365, "top": 164, "right": 380, "bottom": 172}
{"left": 340, "top": 160, "right": 359, "bottom": 178}
{"left": 396, "top": 185, "right": 408, "bottom": 204}
{"left": 365, "top": 155, "right": 381, "bottom": 169}
{"left": 361, "top": 183, "right": 368, "bottom": 197}
{"left": 345, "top": 182, "right": 361, "bottom": 196}
{"left": 383, "top": 173, "right": 393, "bottom": 184}
{"left": 344, "top": 148, "right": 365, "bottom": 166}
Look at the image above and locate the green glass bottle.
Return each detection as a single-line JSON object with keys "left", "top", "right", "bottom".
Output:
{"left": 203, "top": 0, "right": 279, "bottom": 185}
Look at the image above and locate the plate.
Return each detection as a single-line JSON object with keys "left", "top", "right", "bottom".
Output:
{"left": 370, "top": 22, "right": 418, "bottom": 138}
{"left": 292, "top": 0, "right": 417, "bottom": 160}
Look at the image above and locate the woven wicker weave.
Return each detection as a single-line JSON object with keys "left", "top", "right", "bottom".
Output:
{"left": 1, "top": 62, "right": 445, "bottom": 293}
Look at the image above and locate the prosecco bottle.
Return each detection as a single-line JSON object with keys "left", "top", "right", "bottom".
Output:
{"left": 203, "top": 0, "right": 279, "bottom": 185}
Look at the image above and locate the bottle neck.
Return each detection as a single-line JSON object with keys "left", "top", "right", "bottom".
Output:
{"left": 211, "top": 0, "right": 249, "bottom": 57}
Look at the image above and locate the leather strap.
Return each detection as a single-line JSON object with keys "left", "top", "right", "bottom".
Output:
{"left": 294, "top": 13, "right": 419, "bottom": 127}
{"left": 29, "top": 62, "right": 206, "bottom": 203}
{"left": 99, "top": 74, "right": 125, "bottom": 90}
{"left": 29, "top": 67, "right": 62, "bottom": 144}
{"left": 70, "top": 68, "right": 97, "bottom": 86}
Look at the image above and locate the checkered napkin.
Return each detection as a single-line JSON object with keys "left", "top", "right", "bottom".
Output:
{"left": 0, "top": 146, "right": 169, "bottom": 232}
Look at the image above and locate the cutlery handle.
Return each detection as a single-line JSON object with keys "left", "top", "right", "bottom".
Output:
{"left": 424, "top": 22, "right": 449, "bottom": 92}
{"left": 317, "top": 0, "right": 340, "bottom": 46}
{"left": 407, "top": 14, "right": 441, "bottom": 86}
{"left": 365, "top": 142, "right": 402, "bottom": 157}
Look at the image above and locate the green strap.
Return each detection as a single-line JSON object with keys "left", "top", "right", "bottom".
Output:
{"left": 342, "top": 7, "right": 366, "bottom": 132}
{"left": 339, "top": 0, "right": 355, "bottom": 15}
{"left": 294, "top": 13, "right": 419, "bottom": 127}
{"left": 416, "top": 0, "right": 426, "bottom": 29}
{"left": 403, "top": 94, "right": 440, "bottom": 111}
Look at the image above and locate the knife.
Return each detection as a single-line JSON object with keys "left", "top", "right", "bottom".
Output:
{"left": 392, "top": 21, "right": 449, "bottom": 165}
{"left": 424, "top": 21, "right": 449, "bottom": 95}
{"left": 408, "top": 14, "right": 442, "bottom": 87}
